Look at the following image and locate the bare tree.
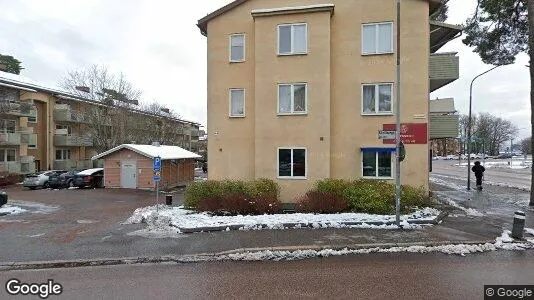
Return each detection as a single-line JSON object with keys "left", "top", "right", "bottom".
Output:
{"left": 522, "top": 137, "right": 532, "bottom": 155}
{"left": 460, "top": 113, "right": 519, "bottom": 155}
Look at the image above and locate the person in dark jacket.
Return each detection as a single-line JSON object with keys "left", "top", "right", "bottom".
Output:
{"left": 471, "top": 161, "right": 485, "bottom": 190}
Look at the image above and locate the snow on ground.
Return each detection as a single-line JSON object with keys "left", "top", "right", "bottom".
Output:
{"left": 8, "top": 200, "right": 59, "bottom": 214}
{"left": 0, "top": 205, "right": 27, "bottom": 216}
{"left": 124, "top": 205, "right": 440, "bottom": 235}
{"left": 430, "top": 175, "right": 466, "bottom": 190}
{"left": 454, "top": 160, "right": 531, "bottom": 169}
{"left": 436, "top": 194, "right": 484, "bottom": 217}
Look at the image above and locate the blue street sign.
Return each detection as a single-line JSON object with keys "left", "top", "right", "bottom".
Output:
{"left": 153, "top": 156, "right": 161, "bottom": 171}
{"left": 153, "top": 175, "right": 161, "bottom": 182}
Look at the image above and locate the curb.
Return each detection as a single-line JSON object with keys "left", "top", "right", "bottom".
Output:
{"left": 177, "top": 211, "right": 449, "bottom": 234}
{"left": 0, "top": 238, "right": 494, "bottom": 272}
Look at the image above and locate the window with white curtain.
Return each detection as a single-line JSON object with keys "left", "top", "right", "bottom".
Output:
{"left": 362, "top": 22, "right": 393, "bottom": 55}
{"left": 229, "top": 34, "right": 245, "bottom": 62}
{"left": 278, "top": 23, "right": 307, "bottom": 55}
{"left": 229, "top": 89, "right": 245, "bottom": 117}
{"left": 278, "top": 83, "right": 307, "bottom": 114}
{"left": 362, "top": 83, "right": 393, "bottom": 114}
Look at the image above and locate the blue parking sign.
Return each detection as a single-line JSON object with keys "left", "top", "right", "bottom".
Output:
{"left": 153, "top": 156, "right": 161, "bottom": 171}
{"left": 153, "top": 175, "right": 161, "bottom": 182}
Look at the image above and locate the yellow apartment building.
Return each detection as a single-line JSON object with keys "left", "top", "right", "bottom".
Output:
{"left": 0, "top": 71, "right": 202, "bottom": 174}
{"left": 198, "top": 0, "right": 460, "bottom": 202}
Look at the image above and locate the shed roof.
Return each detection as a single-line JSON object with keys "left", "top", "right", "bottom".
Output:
{"left": 91, "top": 144, "right": 202, "bottom": 160}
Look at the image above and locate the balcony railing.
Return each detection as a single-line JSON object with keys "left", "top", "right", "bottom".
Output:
{"left": 54, "top": 107, "right": 88, "bottom": 123}
{"left": 0, "top": 132, "right": 21, "bottom": 146}
{"left": 54, "top": 134, "right": 94, "bottom": 147}
{"left": 53, "top": 159, "right": 94, "bottom": 170}
{"left": 429, "top": 53, "right": 460, "bottom": 92}
{"left": 0, "top": 101, "right": 33, "bottom": 117}
{"left": 430, "top": 114, "right": 460, "bottom": 139}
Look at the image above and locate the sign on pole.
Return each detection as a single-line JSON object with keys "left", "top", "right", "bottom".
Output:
{"left": 153, "top": 156, "right": 161, "bottom": 172}
{"left": 378, "top": 130, "right": 396, "bottom": 140}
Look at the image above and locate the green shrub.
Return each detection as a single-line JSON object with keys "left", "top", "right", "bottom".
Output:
{"left": 400, "top": 185, "right": 431, "bottom": 210}
{"left": 314, "top": 179, "right": 350, "bottom": 198}
{"left": 185, "top": 179, "right": 281, "bottom": 215}
{"left": 343, "top": 180, "right": 395, "bottom": 214}
{"left": 184, "top": 180, "right": 222, "bottom": 209}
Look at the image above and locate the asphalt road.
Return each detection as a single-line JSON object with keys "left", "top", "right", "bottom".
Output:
{"left": 1, "top": 251, "right": 533, "bottom": 299}
{"left": 431, "top": 159, "right": 531, "bottom": 190}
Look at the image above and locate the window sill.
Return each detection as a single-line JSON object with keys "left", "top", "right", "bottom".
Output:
{"left": 362, "top": 176, "right": 394, "bottom": 180}
{"left": 277, "top": 52, "right": 308, "bottom": 56}
{"left": 229, "top": 115, "right": 245, "bottom": 118}
{"left": 277, "top": 176, "right": 308, "bottom": 180}
{"left": 229, "top": 60, "right": 245, "bottom": 63}
{"left": 361, "top": 52, "right": 394, "bottom": 56}
{"left": 361, "top": 113, "right": 394, "bottom": 116}
{"left": 277, "top": 112, "right": 308, "bottom": 116}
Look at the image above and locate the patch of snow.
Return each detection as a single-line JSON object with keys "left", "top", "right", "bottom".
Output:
{"left": 8, "top": 200, "right": 59, "bottom": 214}
{"left": 68, "top": 187, "right": 78, "bottom": 190}
{"left": 525, "top": 228, "right": 534, "bottom": 236}
{"left": 27, "top": 233, "right": 45, "bottom": 238}
{"left": 438, "top": 196, "right": 483, "bottom": 216}
{"left": 494, "top": 230, "right": 534, "bottom": 251}
{"left": 0, "top": 205, "right": 27, "bottom": 215}
{"left": 76, "top": 219, "right": 99, "bottom": 224}
{"left": 125, "top": 205, "right": 439, "bottom": 236}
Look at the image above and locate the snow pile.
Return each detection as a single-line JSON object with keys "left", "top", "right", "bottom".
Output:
{"left": 430, "top": 175, "right": 466, "bottom": 190}
{"left": 222, "top": 243, "right": 498, "bottom": 261}
{"left": 494, "top": 230, "right": 534, "bottom": 250}
{"left": 125, "top": 205, "right": 440, "bottom": 234}
{"left": 0, "top": 205, "right": 27, "bottom": 215}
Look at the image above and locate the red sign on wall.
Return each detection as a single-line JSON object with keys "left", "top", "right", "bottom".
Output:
{"left": 382, "top": 123, "right": 428, "bottom": 144}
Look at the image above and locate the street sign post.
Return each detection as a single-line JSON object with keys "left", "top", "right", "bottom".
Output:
{"left": 378, "top": 130, "right": 396, "bottom": 140}
{"left": 153, "top": 157, "right": 162, "bottom": 212}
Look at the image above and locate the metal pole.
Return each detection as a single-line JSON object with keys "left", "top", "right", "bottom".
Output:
{"left": 482, "top": 141, "right": 485, "bottom": 166}
{"left": 467, "top": 65, "right": 500, "bottom": 190}
{"left": 156, "top": 181, "right": 159, "bottom": 213}
{"left": 395, "top": 0, "right": 401, "bottom": 226}
{"left": 510, "top": 138, "right": 513, "bottom": 167}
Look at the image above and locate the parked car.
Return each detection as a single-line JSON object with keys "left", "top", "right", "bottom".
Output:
{"left": 0, "top": 190, "right": 7, "bottom": 207}
{"left": 22, "top": 170, "right": 66, "bottom": 190}
{"left": 48, "top": 169, "right": 85, "bottom": 189}
{"left": 495, "top": 153, "right": 513, "bottom": 159}
{"left": 73, "top": 168, "right": 104, "bottom": 189}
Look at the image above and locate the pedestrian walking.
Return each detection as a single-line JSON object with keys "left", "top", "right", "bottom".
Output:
{"left": 471, "top": 161, "right": 485, "bottom": 191}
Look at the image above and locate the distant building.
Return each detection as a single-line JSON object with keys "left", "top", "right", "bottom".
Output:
{"left": 0, "top": 71, "right": 202, "bottom": 174}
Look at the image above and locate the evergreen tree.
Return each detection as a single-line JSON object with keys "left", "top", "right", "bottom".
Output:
{"left": 0, "top": 54, "right": 23, "bottom": 74}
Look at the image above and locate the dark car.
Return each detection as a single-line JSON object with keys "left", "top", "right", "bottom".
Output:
{"left": 73, "top": 168, "right": 104, "bottom": 188}
{"left": 496, "top": 153, "right": 513, "bottom": 159}
{"left": 0, "top": 190, "right": 7, "bottom": 207}
{"left": 48, "top": 169, "right": 85, "bottom": 189}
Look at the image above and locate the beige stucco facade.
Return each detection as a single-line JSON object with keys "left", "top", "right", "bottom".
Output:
{"left": 202, "top": 0, "right": 457, "bottom": 202}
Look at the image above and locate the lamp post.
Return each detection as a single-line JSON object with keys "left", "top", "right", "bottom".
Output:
{"left": 467, "top": 65, "right": 501, "bottom": 190}
{"left": 394, "top": 0, "right": 401, "bottom": 226}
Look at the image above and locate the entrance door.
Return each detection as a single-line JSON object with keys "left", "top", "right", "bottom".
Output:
{"left": 120, "top": 161, "right": 137, "bottom": 189}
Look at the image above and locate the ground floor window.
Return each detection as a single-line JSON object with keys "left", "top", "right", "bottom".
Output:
{"left": 278, "top": 147, "right": 306, "bottom": 178}
{"left": 362, "top": 148, "right": 394, "bottom": 178}
{"left": 0, "top": 119, "right": 16, "bottom": 133}
{"left": 56, "top": 149, "right": 71, "bottom": 160}
{"left": 0, "top": 149, "right": 16, "bottom": 162}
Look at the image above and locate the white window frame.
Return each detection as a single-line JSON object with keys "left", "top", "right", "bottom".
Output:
{"left": 28, "top": 108, "right": 37, "bottom": 123}
{"left": 55, "top": 149, "right": 71, "bottom": 161}
{"left": 277, "top": 83, "right": 308, "bottom": 115}
{"left": 0, "top": 148, "right": 16, "bottom": 162}
{"left": 361, "top": 83, "right": 394, "bottom": 115}
{"left": 229, "top": 33, "right": 246, "bottom": 62}
{"left": 277, "top": 23, "right": 308, "bottom": 55}
{"left": 362, "top": 22, "right": 394, "bottom": 55}
{"left": 55, "top": 124, "right": 71, "bottom": 134}
{"left": 361, "top": 150, "right": 394, "bottom": 179}
{"left": 277, "top": 147, "right": 307, "bottom": 179}
{"left": 229, "top": 88, "right": 245, "bottom": 118}
{"left": 28, "top": 139, "right": 37, "bottom": 150}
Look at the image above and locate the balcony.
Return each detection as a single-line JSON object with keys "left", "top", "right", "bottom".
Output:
{"left": 0, "top": 101, "right": 33, "bottom": 117}
{"left": 430, "top": 114, "right": 460, "bottom": 139}
{"left": 429, "top": 53, "right": 460, "bottom": 92}
{"left": 53, "top": 159, "right": 94, "bottom": 170}
{"left": 0, "top": 161, "right": 21, "bottom": 174}
{"left": 54, "top": 106, "right": 88, "bottom": 123}
{"left": 0, "top": 132, "right": 21, "bottom": 146}
{"left": 54, "top": 134, "right": 94, "bottom": 147}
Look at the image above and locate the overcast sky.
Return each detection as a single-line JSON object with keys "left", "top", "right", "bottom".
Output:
{"left": 0, "top": 0, "right": 530, "bottom": 139}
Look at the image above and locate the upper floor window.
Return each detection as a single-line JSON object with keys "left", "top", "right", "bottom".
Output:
{"left": 362, "top": 22, "right": 393, "bottom": 55}
{"left": 278, "top": 147, "right": 307, "bottom": 179}
{"left": 229, "top": 34, "right": 245, "bottom": 62}
{"left": 362, "top": 83, "right": 393, "bottom": 115}
{"left": 278, "top": 23, "right": 307, "bottom": 55}
{"left": 55, "top": 124, "right": 71, "bottom": 135}
{"left": 278, "top": 83, "right": 307, "bottom": 115}
{"left": 28, "top": 108, "right": 37, "bottom": 123}
{"left": 229, "top": 88, "right": 245, "bottom": 117}
{"left": 0, "top": 120, "right": 16, "bottom": 133}
{"left": 56, "top": 149, "right": 71, "bottom": 160}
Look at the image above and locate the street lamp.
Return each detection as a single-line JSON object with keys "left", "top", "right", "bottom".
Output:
{"left": 467, "top": 65, "right": 501, "bottom": 190}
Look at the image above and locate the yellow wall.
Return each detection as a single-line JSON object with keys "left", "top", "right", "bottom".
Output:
{"left": 205, "top": 0, "right": 431, "bottom": 202}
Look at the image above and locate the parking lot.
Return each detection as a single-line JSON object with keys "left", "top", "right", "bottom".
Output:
{"left": 0, "top": 186, "right": 185, "bottom": 262}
